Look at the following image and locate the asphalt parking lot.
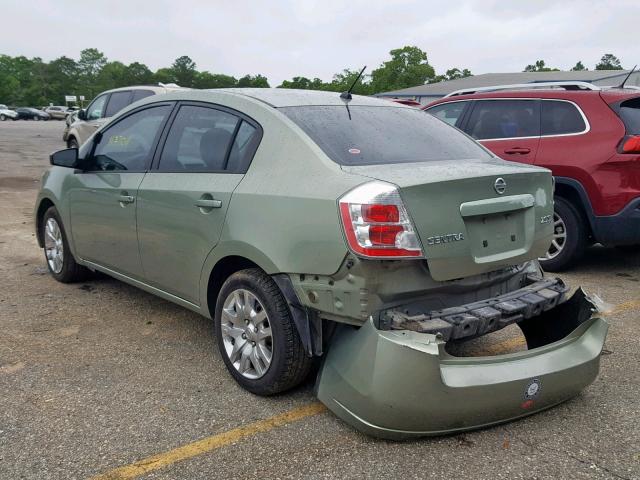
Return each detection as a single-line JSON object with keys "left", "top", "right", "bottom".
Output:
{"left": 0, "top": 121, "right": 639, "bottom": 480}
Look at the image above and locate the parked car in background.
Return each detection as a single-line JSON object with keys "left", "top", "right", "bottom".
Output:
{"left": 425, "top": 82, "right": 640, "bottom": 270}
{"left": 62, "top": 110, "right": 79, "bottom": 143}
{"left": 44, "top": 106, "right": 71, "bottom": 120}
{"left": 65, "top": 83, "right": 184, "bottom": 148}
{"left": 15, "top": 107, "right": 50, "bottom": 121}
{"left": 35, "top": 88, "right": 607, "bottom": 439}
{"left": 389, "top": 98, "right": 422, "bottom": 107}
{"left": 0, "top": 104, "right": 18, "bottom": 121}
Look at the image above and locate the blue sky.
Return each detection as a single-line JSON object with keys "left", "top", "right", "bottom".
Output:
{"left": 2, "top": 0, "right": 638, "bottom": 85}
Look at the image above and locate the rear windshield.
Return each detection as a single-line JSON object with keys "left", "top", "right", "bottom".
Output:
{"left": 619, "top": 98, "right": 640, "bottom": 134}
{"left": 280, "top": 105, "right": 490, "bottom": 166}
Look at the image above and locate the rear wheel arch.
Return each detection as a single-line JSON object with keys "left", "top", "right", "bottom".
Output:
{"left": 205, "top": 256, "right": 262, "bottom": 319}
{"left": 553, "top": 178, "right": 595, "bottom": 237}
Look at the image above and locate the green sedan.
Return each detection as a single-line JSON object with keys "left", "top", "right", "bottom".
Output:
{"left": 34, "top": 89, "right": 607, "bottom": 439}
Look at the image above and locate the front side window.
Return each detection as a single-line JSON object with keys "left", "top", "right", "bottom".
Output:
{"left": 425, "top": 101, "right": 468, "bottom": 126}
{"left": 541, "top": 100, "right": 586, "bottom": 135}
{"left": 281, "top": 105, "right": 490, "bottom": 166}
{"left": 466, "top": 100, "right": 540, "bottom": 140}
{"left": 85, "top": 105, "right": 171, "bottom": 171}
{"left": 86, "top": 95, "right": 108, "bottom": 120}
{"left": 158, "top": 105, "right": 239, "bottom": 172}
{"left": 104, "top": 91, "right": 132, "bottom": 118}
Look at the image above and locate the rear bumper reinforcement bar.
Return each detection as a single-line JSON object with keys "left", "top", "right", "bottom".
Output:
{"left": 381, "top": 275, "right": 570, "bottom": 342}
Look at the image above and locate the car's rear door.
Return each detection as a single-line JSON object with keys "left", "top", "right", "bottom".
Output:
{"left": 136, "top": 102, "right": 261, "bottom": 304}
{"left": 68, "top": 103, "right": 173, "bottom": 278}
{"left": 462, "top": 99, "right": 541, "bottom": 164}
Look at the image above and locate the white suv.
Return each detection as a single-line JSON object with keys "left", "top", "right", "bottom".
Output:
{"left": 65, "top": 84, "right": 184, "bottom": 147}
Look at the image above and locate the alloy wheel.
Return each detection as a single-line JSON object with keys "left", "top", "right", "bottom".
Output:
{"left": 44, "top": 217, "right": 64, "bottom": 273}
{"left": 540, "top": 212, "right": 567, "bottom": 261}
{"left": 220, "top": 289, "right": 273, "bottom": 379}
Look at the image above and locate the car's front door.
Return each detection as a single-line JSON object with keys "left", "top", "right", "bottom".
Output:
{"left": 136, "top": 102, "right": 261, "bottom": 303}
{"left": 463, "top": 99, "right": 541, "bottom": 165}
{"left": 68, "top": 103, "right": 173, "bottom": 278}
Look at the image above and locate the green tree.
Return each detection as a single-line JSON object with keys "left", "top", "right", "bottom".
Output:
{"left": 171, "top": 55, "right": 197, "bottom": 87}
{"left": 237, "top": 74, "right": 270, "bottom": 88}
{"left": 431, "top": 67, "right": 472, "bottom": 83}
{"left": 370, "top": 46, "right": 435, "bottom": 93}
{"left": 153, "top": 68, "right": 176, "bottom": 84}
{"left": 523, "top": 60, "right": 559, "bottom": 72}
{"left": 570, "top": 61, "right": 587, "bottom": 71}
{"left": 125, "top": 62, "right": 154, "bottom": 85}
{"left": 77, "top": 48, "right": 107, "bottom": 98}
{"left": 193, "top": 72, "right": 237, "bottom": 89}
{"left": 595, "top": 54, "right": 623, "bottom": 70}
{"left": 97, "top": 61, "right": 129, "bottom": 91}
{"left": 278, "top": 76, "right": 326, "bottom": 90}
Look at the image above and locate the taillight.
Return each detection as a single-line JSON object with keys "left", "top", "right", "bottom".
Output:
{"left": 339, "top": 181, "right": 423, "bottom": 258}
{"left": 621, "top": 135, "right": 640, "bottom": 153}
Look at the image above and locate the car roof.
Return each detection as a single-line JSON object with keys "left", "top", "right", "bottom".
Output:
{"left": 426, "top": 87, "right": 640, "bottom": 108}
{"left": 100, "top": 84, "right": 185, "bottom": 95}
{"left": 211, "top": 88, "right": 402, "bottom": 108}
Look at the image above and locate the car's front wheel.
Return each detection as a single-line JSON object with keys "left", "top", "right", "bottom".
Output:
{"left": 41, "top": 206, "right": 89, "bottom": 283}
{"left": 0, "top": 114, "right": 6, "bottom": 121}
{"left": 539, "top": 197, "right": 587, "bottom": 271}
{"left": 67, "top": 137, "right": 79, "bottom": 149}
{"left": 214, "top": 268, "right": 312, "bottom": 395}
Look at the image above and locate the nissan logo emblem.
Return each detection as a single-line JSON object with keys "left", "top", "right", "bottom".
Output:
{"left": 494, "top": 177, "right": 507, "bottom": 195}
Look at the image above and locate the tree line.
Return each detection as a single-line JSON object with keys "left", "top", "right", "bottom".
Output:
{"left": 524, "top": 54, "right": 625, "bottom": 72}
{"left": 0, "top": 46, "right": 627, "bottom": 107}
{"left": 0, "top": 46, "right": 468, "bottom": 106}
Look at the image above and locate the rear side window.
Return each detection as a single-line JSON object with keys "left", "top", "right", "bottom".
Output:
{"left": 227, "top": 121, "right": 259, "bottom": 172}
{"left": 158, "top": 105, "right": 240, "bottom": 172}
{"left": 104, "top": 91, "right": 132, "bottom": 117}
{"left": 425, "top": 101, "right": 468, "bottom": 127}
{"left": 466, "top": 100, "right": 540, "bottom": 140}
{"left": 541, "top": 100, "right": 586, "bottom": 135}
{"left": 132, "top": 90, "right": 155, "bottom": 103}
{"left": 618, "top": 98, "right": 640, "bottom": 134}
{"left": 280, "top": 105, "right": 489, "bottom": 166}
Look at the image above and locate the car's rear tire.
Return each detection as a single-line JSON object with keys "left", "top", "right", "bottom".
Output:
{"left": 539, "top": 197, "right": 587, "bottom": 271}
{"left": 214, "top": 268, "right": 312, "bottom": 395}
{"left": 41, "top": 206, "right": 89, "bottom": 283}
{"left": 33, "top": 116, "right": 39, "bottom": 121}
{"left": 67, "top": 137, "right": 79, "bottom": 149}
{"left": 0, "top": 114, "right": 6, "bottom": 121}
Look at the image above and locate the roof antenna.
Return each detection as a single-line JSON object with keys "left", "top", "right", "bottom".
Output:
{"left": 340, "top": 66, "right": 367, "bottom": 100}
{"left": 618, "top": 65, "right": 637, "bottom": 89}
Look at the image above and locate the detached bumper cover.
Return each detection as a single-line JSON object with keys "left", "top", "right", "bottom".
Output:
{"left": 316, "top": 290, "right": 608, "bottom": 439}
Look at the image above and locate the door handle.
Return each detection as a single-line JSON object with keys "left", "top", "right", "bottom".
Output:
{"left": 194, "top": 198, "right": 222, "bottom": 209}
{"left": 119, "top": 195, "right": 135, "bottom": 204}
{"left": 504, "top": 147, "right": 531, "bottom": 155}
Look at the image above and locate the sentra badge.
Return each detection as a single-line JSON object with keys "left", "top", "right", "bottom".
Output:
{"left": 426, "top": 233, "right": 465, "bottom": 245}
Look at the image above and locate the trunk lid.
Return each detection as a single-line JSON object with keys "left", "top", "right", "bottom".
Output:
{"left": 342, "top": 159, "right": 554, "bottom": 281}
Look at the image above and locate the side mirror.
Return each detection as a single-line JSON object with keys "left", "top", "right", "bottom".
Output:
{"left": 77, "top": 109, "right": 87, "bottom": 120}
{"left": 50, "top": 148, "right": 79, "bottom": 168}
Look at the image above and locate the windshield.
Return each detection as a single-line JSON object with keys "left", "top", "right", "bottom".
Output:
{"left": 280, "top": 105, "right": 490, "bottom": 166}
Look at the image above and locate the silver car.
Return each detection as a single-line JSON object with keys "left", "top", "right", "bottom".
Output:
{"left": 65, "top": 84, "right": 184, "bottom": 147}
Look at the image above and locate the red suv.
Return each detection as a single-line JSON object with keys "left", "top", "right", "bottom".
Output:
{"left": 424, "top": 82, "right": 640, "bottom": 270}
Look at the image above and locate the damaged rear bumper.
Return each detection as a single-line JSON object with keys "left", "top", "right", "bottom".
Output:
{"left": 316, "top": 289, "right": 608, "bottom": 440}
